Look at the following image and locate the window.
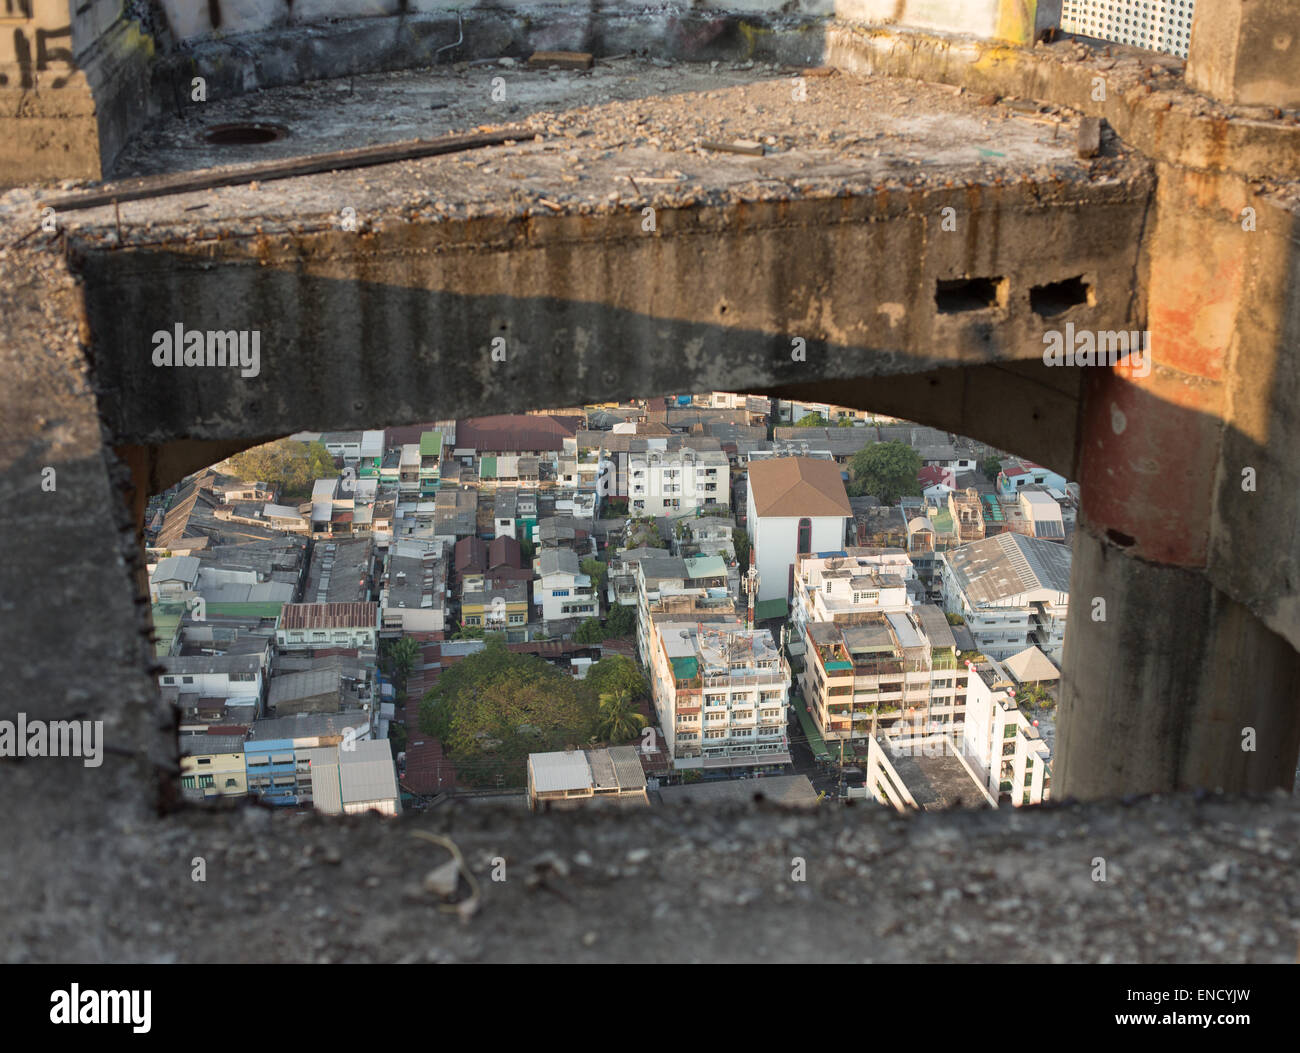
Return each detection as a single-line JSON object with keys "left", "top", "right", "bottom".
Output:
{"left": 797, "top": 517, "right": 812, "bottom": 555}
{"left": 162, "top": 676, "right": 174, "bottom": 685}
{"left": 182, "top": 676, "right": 193, "bottom": 684}
{"left": 196, "top": 757, "right": 211, "bottom": 766}
{"left": 198, "top": 775, "right": 215, "bottom": 788}
{"left": 552, "top": 589, "right": 570, "bottom": 597}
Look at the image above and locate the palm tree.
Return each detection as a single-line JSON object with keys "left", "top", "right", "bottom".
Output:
{"left": 596, "top": 689, "right": 647, "bottom": 744}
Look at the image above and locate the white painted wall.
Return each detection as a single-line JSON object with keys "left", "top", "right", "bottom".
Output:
{"left": 746, "top": 480, "right": 847, "bottom": 604}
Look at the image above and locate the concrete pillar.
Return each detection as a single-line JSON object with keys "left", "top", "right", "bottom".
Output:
{"left": 1057, "top": 528, "right": 1300, "bottom": 797}
{"left": 0, "top": 1, "right": 157, "bottom": 186}
{"left": 1187, "top": 0, "right": 1300, "bottom": 108}
{"left": 1057, "top": 158, "right": 1300, "bottom": 799}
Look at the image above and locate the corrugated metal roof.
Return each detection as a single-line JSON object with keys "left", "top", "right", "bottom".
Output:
{"left": 338, "top": 740, "right": 399, "bottom": 805}
{"left": 308, "top": 748, "right": 343, "bottom": 814}
{"left": 530, "top": 751, "right": 592, "bottom": 794}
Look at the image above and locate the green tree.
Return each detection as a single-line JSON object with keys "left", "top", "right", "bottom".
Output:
{"left": 586, "top": 654, "right": 649, "bottom": 702}
{"left": 226, "top": 438, "right": 338, "bottom": 501}
{"left": 732, "top": 528, "right": 751, "bottom": 569}
{"left": 604, "top": 602, "right": 636, "bottom": 638}
{"left": 982, "top": 456, "right": 1003, "bottom": 480}
{"left": 944, "top": 612, "right": 965, "bottom": 626}
{"left": 519, "top": 537, "right": 536, "bottom": 565}
{"left": 388, "top": 721, "right": 408, "bottom": 762}
{"left": 419, "top": 638, "right": 598, "bottom": 786}
{"left": 837, "top": 416, "right": 856, "bottom": 427}
{"left": 847, "top": 442, "right": 923, "bottom": 503}
{"left": 581, "top": 558, "right": 608, "bottom": 596}
{"left": 795, "top": 412, "right": 829, "bottom": 427}
{"left": 575, "top": 617, "right": 605, "bottom": 645}
{"left": 452, "top": 622, "right": 485, "bottom": 640}
{"left": 388, "top": 636, "right": 420, "bottom": 682}
{"left": 595, "top": 690, "right": 647, "bottom": 744}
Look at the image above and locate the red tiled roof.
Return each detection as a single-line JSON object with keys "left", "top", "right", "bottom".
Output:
{"left": 454, "top": 536, "right": 488, "bottom": 573}
{"left": 488, "top": 535, "right": 522, "bottom": 570}
{"left": 385, "top": 423, "right": 442, "bottom": 449}
{"left": 747, "top": 457, "right": 851, "bottom": 518}
{"left": 457, "top": 414, "right": 581, "bottom": 453}
{"left": 918, "top": 466, "right": 949, "bottom": 487}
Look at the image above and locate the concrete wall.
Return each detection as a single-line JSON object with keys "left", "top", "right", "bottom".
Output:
{"left": 153, "top": 0, "right": 1056, "bottom": 46}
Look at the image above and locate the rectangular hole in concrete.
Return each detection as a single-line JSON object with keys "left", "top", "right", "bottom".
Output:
{"left": 1030, "top": 275, "right": 1090, "bottom": 317}
{"left": 935, "top": 277, "right": 1004, "bottom": 314}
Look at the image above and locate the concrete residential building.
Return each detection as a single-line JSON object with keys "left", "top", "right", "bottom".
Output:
{"left": 643, "top": 614, "right": 791, "bottom": 773}
{"left": 379, "top": 539, "right": 448, "bottom": 634}
{"left": 996, "top": 457, "right": 1067, "bottom": 498}
{"left": 676, "top": 514, "right": 736, "bottom": 561}
{"left": 527, "top": 746, "right": 649, "bottom": 810}
{"left": 860, "top": 728, "right": 996, "bottom": 812}
{"left": 793, "top": 551, "right": 967, "bottom": 747}
{"left": 418, "top": 431, "right": 443, "bottom": 497}
{"left": 940, "top": 533, "right": 1071, "bottom": 662}
{"left": 535, "top": 548, "right": 596, "bottom": 623}
{"left": 628, "top": 441, "right": 729, "bottom": 516}
{"left": 178, "top": 734, "right": 248, "bottom": 801}
{"left": 245, "top": 710, "right": 374, "bottom": 806}
{"left": 745, "top": 457, "right": 852, "bottom": 605}
{"left": 276, "top": 602, "right": 379, "bottom": 652}
{"left": 158, "top": 652, "right": 266, "bottom": 706}
{"left": 462, "top": 580, "right": 530, "bottom": 630}
{"left": 961, "top": 659, "right": 1053, "bottom": 806}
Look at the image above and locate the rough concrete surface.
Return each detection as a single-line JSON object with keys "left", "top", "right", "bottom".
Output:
{"left": 2, "top": 61, "right": 1151, "bottom": 454}
{"left": 3, "top": 786, "right": 1298, "bottom": 964}
{"left": 4, "top": 14, "right": 1300, "bottom": 964}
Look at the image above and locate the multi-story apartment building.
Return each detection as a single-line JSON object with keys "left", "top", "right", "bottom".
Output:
{"left": 960, "top": 659, "right": 1052, "bottom": 806}
{"left": 628, "top": 442, "right": 729, "bottom": 516}
{"left": 639, "top": 573, "right": 791, "bottom": 772}
{"left": 940, "top": 532, "right": 1071, "bottom": 662}
{"left": 793, "top": 550, "right": 967, "bottom": 747}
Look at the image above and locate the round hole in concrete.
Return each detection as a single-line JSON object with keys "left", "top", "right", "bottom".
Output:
{"left": 200, "top": 122, "right": 289, "bottom": 146}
